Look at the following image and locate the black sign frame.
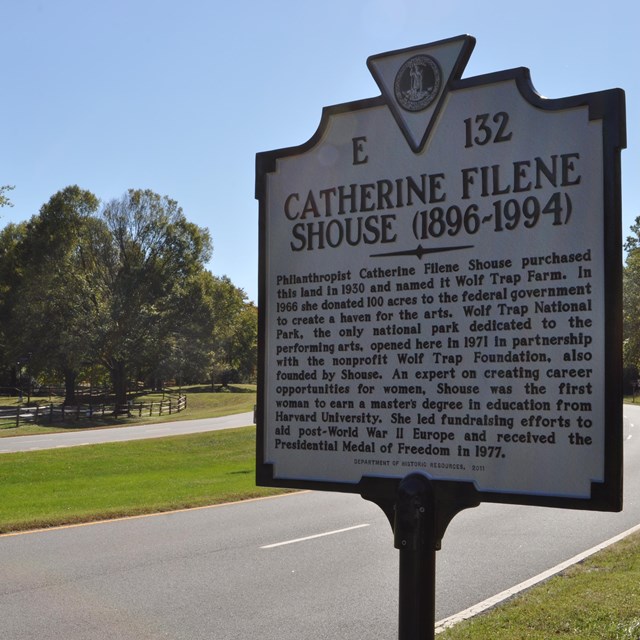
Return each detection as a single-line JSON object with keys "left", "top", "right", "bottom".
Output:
{"left": 255, "top": 36, "right": 625, "bottom": 513}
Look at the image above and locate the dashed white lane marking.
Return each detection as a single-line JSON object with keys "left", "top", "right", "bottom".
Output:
{"left": 261, "top": 524, "right": 370, "bottom": 549}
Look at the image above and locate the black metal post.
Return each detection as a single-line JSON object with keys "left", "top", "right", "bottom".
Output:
{"left": 394, "top": 473, "right": 437, "bottom": 640}
{"left": 27, "top": 352, "right": 32, "bottom": 404}
{"left": 359, "top": 474, "right": 480, "bottom": 640}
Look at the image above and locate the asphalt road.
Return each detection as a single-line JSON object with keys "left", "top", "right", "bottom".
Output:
{"left": 0, "top": 411, "right": 255, "bottom": 453}
{"left": 0, "top": 406, "right": 638, "bottom": 638}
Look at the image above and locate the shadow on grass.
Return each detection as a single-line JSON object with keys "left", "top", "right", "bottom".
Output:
{"left": 0, "top": 384, "right": 257, "bottom": 436}
{"left": 0, "top": 414, "right": 158, "bottom": 433}
{"left": 185, "top": 384, "right": 256, "bottom": 394}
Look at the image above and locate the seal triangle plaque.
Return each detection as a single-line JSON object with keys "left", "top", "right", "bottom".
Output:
{"left": 367, "top": 35, "right": 475, "bottom": 153}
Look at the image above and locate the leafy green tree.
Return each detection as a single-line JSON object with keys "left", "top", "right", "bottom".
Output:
{"left": 207, "top": 276, "right": 257, "bottom": 385}
{"left": 623, "top": 257, "right": 640, "bottom": 368}
{"left": 0, "top": 185, "right": 257, "bottom": 403}
{"left": 91, "top": 189, "right": 212, "bottom": 407}
{"left": 0, "top": 221, "right": 29, "bottom": 385}
{"left": 142, "top": 269, "right": 218, "bottom": 388}
{"left": 226, "top": 302, "right": 258, "bottom": 382}
{"left": 0, "top": 185, "right": 14, "bottom": 209}
{"left": 625, "top": 217, "right": 640, "bottom": 254}
{"left": 5, "top": 186, "right": 100, "bottom": 402}
{"left": 623, "top": 217, "right": 640, "bottom": 373}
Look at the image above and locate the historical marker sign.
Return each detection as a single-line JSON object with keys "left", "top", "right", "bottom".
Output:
{"left": 255, "top": 35, "right": 625, "bottom": 511}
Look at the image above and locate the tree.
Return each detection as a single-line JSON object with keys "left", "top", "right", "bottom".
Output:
{"left": 0, "top": 221, "right": 29, "bottom": 385}
{"left": 623, "top": 217, "right": 640, "bottom": 373}
{"left": 4, "top": 186, "right": 100, "bottom": 402}
{"left": 0, "top": 185, "right": 14, "bottom": 209}
{"left": 625, "top": 217, "right": 640, "bottom": 254}
{"left": 207, "top": 276, "right": 257, "bottom": 385}
{"left": 90, "top": 189, "right": 212, "bottom": 407}
{"left": 0, "top": 185, "right": 257, "bottom": 403}
{"left": 142, "top": 269, "right": 218, "bottom": 388}
{"left": 624, "top": 256, "right": 640, "bottom": 372}
{"left": 226, "top": 302, "right": 258, "bottom": 382}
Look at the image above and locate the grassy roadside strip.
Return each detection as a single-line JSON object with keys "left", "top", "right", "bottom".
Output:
{"left": 437, "top": 530, "right": 640, "bottom": 639}
{"left": 0, "top": 427, "right": 287, "bottom": 533}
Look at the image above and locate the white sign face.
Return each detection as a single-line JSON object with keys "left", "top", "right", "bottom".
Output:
{"left": 256, "top": 36, "right": 624, "bottom": 508}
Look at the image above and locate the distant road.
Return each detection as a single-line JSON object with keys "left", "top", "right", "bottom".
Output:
{"left": 0, "top": 411, "right": 254, "bottom": 453}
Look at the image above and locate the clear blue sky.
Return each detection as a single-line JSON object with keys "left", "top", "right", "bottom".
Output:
{"left": 2, "top": 0, "right": 638, "bottom": 303}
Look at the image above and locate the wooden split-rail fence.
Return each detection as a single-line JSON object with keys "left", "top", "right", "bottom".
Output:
{"left": 0, "top": 393, "right": 187, "bottom": 429}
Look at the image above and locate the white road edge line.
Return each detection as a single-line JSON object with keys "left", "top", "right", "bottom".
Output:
{"left": 261, "top": 523, "right": 370, "bottom": 549}
{"left": 435, "top": 521, "right": 640, "bottom": 634}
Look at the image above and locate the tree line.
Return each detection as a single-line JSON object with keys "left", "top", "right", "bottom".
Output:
{"left": 624, "top": 216, "right": 640, "bottom": 391}
{"left": 0, "top": 186, "right": 257, "bottom": 405}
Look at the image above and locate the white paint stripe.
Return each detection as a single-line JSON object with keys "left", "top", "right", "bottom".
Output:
{"left": 261, "top": 523, "right": 370, "bottom": 549}
{"left": 435, "top": 522, "right": 640, "bottom": 634}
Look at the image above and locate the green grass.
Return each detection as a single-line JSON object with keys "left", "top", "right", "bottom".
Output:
{"left": 438, "top": 531, "right": 640, "bottom": 639}
{"left": 0, "top": 384, "right": 256, "bottom": 437}
{"left": 0, "top": 426, "right": 285, "bottom": 533}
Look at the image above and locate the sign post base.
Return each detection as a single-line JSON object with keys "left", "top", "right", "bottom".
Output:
{"left": 395, "top": 474, "right": 437, "bottom": 640}
{"left": 364, "top": 473, "right": 480, "bottom": 639}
